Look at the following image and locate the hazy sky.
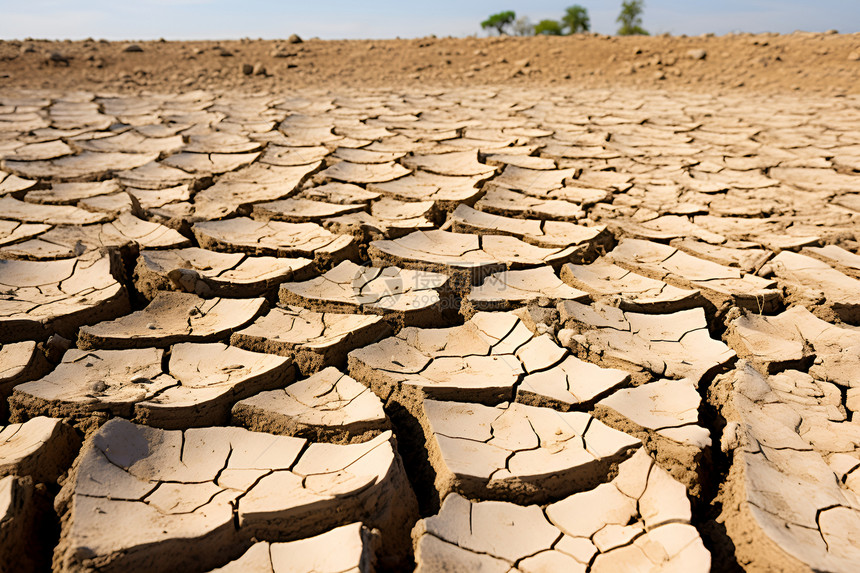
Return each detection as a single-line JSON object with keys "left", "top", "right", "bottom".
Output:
{"left": 1, "top": 0, "right": 857, "bottom": 40}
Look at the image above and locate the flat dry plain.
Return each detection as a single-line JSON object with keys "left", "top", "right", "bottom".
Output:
{"left": 0, "top": 32, "right": 860, "bottom": 573}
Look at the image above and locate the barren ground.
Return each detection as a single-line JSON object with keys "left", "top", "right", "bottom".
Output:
{"left": 1, "top": 32, "right": 860, "bottom": 93}
{"left": 0, "top": 32, "right": 860, "bottom": 573}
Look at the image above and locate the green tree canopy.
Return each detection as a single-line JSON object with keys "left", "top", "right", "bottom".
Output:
{"left": 534, "top": 19, "right": 564, "bottom": 36}
{"left": 481, "top": 11, "right": 517, "bottom": 35}
{"left": 617, "top": 0, "right": 649, "bottom": 35}
{"left": 562, "top": 5, "right": 590, "bottom": 34}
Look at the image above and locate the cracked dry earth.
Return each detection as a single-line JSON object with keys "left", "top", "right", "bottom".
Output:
{"left": 0, "top": 85, "right": 859, "bottom": 573}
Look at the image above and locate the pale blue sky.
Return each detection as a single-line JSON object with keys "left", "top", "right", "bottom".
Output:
{"left": 0, "top": 0, "right": 857, "bottom": 40}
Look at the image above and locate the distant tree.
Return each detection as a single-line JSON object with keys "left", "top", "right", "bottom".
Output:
{"left": 534, "top": 19, "right": 564, "bottom": 36}
{"left": 617, "top": 0, "right": 649, "bottom": 35}
{"left": 481, "top": 11, "right": 517, "bottom": 35}
{"left": 513, "top": 16, "right": 535, "bottom": 36}
{"left": 562, "top": 5, "right": 590, "bottom": 34}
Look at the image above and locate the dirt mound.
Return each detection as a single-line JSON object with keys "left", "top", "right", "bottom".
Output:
{"left": 2, "top": 32, "right": 860, "bottom": 94}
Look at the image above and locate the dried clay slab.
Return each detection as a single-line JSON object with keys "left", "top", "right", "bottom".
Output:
{"left": 160, "top": 151, "right": 260, "bottom": 175}
{"left": 449, "top": 204, "right": 612, "bottom": 252}
{"left": 715, "top": 363, "right": 860, "bottom": 573}
{"left": 401, "top": 150, "right": 496, "bottom": 177}
{"left": 0, "top": 341, "right": 49, "bottom": 418}
{"left": 413, "top": 449, "right": 709, "bottom": 573}
{"left": 559, "top": 301, "right": 736, "bottom": 385}
{"left": 127, "top": 184, "right": 191, "bottom": 210}
{"left": 322, "top": 198, "right": 436, "bottom": 241}
{"left": 10, "top": 343, "right": 292, "bottom": 430}
{"left": 515, "top": 338, "right": 631, "bottom": 412}
{"left": 3, "top": 151, "right": 158, "bottom": 181}
{"left": 607, "top": 238, "right": 782, "bottom": 313}
{"left": 770, "top": 250, "right": 860, "bottom": 324}
{"left": 333, "top": 146, "right": 405, "bottom": 164}
{"left": 231, "top": 306, "right": 390, "bottom": 375}
{"left": 232, "top": 367, "right": 388, "bottom": 444}
{"left": 0, "top": 212, "right": 191, "bottom": 261}
{"left": 475, "top": 188, "right": 586, "bottom": 221}
{"left": 464, "top": 266, "right": 589, "bottom": 315}
{"left": 596, "top": 378, "right": 710, "bottom": 449}
{"left": 593, "top": 378, "right": 711, "bottom": 495}
{"left": 802, "top": 244, "right": 860, "bottom": 280}
{"left": 135, "top": 248, "right": 313, "bottom": 300}
{"left": 251, "top": 197, "right": 364, "bottom": 223}
{"left": 0, "top": 252, "right": 129, "bottom": 342}
{"left": 368, "top": 170, "right": 487, "bottom": 212}
{"left": 725, "top": 305, "right": 860, "bottom": 385}
{"left": 118, "top": 161, "right": 197, "bottom": 190}
{"left": 258, "top": 144, "right": 330, "bottom": 167}
{"left": 561, "top": 259, "right": 703, "bottom": 314}
{"left": 77, "top": 292, "right": 265, "bottom": 350}
{"left": 210, "top": 522, "right": 379, "bottom": 573}
{"left": 73, "top": 132, "right": 184, "bottom": 155}
{"left": 485, "top": 164, "right": 579, "bottom": 195}
{"left": 53, "top": 419, "right": 418, "bottom": 572}
{"left": 0, "top": 196, "right": 111, "bottom": 226}
{"left": 279, "top": 260, "right": 451, "bottom": 327}
{"left": 182, "top": 132, "right": 261, "bottom": 154}
{"left": 300, "top": 182, "right": 380, "bottom": 205}
{"left": 368, "top": 230, "right": 583, "bottom": 295}
{"left": 348, "top": 312, "right": 535, "bottom": 409}
{"left": 0, "top": 475, "right": 41, "bottom": 571}
{"left": 0, "top": 220, "right": 51, "bottom": 247}
{"left": 192, "top": 162, "right": 321, "bottom": 220}
{"left": 317, "top": 160, "right": 410, "bottom": 184}
{"left": 193, "top": 217, "right": 356, "bottom": 267}
{"left": 0, "top": 416, "right": 79, "bottom": 483}
{"left": 0, "top": 170, "right": 36, "bottom": 195}
{"left": 608, "top": 215, "right": 726, "bottom": 245}
{"left": 24, "top": 180, "right": 120, "bottom": 205}
{"left": 669, "top": 238, "right": 772, "bottom": 273}
{"left": 422, "top": 399, "right": 640, "bottom": 504}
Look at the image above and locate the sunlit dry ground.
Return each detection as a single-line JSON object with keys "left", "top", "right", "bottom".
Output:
{"left": 1, "top": 42, "right": 860, "bottom": 573}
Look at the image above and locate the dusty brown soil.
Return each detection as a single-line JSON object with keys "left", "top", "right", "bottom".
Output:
{"left": 2, "top": 28, "right": 860, "bottom": 573}
{"left": 2, "top": 32, "right": 859, "bottom": 94}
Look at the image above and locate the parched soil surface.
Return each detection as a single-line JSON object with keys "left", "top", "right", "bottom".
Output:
{"left": 2, "top": 32, "right": 860, "bottom": 93}
{"left": 1, "top": 32, "right": 860, "bottom": 573}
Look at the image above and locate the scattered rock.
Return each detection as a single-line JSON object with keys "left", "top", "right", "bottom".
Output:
{"left": 46, "top": 52, "right": 69, "bottom": 65}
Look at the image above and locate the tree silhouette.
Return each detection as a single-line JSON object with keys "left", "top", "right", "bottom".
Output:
{"left": 481, "top": 11, "right": 517, "bottom": 35}
{"left": 562, "top": 5, "right": 590, "bottom": 34}
{"left": 534, "top": 19, "right": 564, "bottom": 36}
{"left": 513, "top": 16, "right": 535, "bottom": 36}
{"left": 617, "top": 0, "right": 649, "bottom": 36}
